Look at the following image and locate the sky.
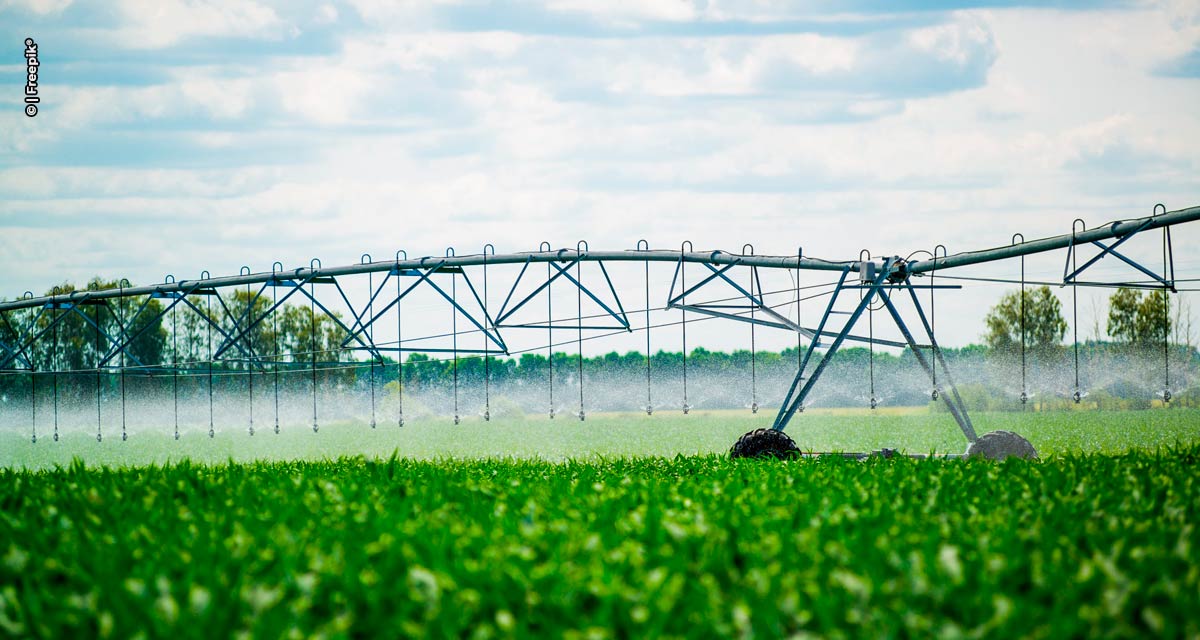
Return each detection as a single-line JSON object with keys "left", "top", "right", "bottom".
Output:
{"left": 1, "top": 0, "right": 1198, "bottom": 352}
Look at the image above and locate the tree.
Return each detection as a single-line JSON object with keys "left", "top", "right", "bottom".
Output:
{"left": 1107, "top": 288, "right": 1170, "bottom": 347}
{"left": 983, "top": 286, "right": 1068, "bottom": 354}
{"left": 26, "top": 278, "right": 167, "bottom": 371}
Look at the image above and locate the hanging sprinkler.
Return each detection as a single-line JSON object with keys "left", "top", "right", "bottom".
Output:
{"left": 541, "top": 241, "right": 555, "bottom": 420}
{"left": 928, "top": 244, "right": 947, "bottom": 402}
{"left": 394, "top": 250, "right": 407, "bottom": 429}
{"left": 1156, "top": 203, "right": 1174, "bottom": 406}
{"left": 861, "top": 249, "right": 878, "bottom": 411}
{"left": 1069, "top": 220, "right": 1086, "bottom": 406}
{"left": 638, "top": 240, "right": 653, "bottom": 416}
{"left": 680, "top": 240, "right": 693, "bottom": 415}
{"left": 272, "top": 261, "right": 284, "bottom": 435}
{"left": 310, "top": 258, "right": 321, "bottom": 433}
{"left": 448, "top": 247, "right": 460, "bottom": 427}
{"left": 483, "top": 244, "right": 494, "bottom": 422}
{"left": 241, "top": 266, "right": 255, "bottom": 436}
{"left": 743, "top": 244, "right": 760, "bottom": 415}
{"left": 577, "top": 241, "right": 587, "bottom": 422}
{"left": 362, "top": 254, "right": 376, "bottom": 430}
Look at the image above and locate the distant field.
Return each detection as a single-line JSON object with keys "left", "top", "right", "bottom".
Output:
{"left": 3, "top": 407, "right": 1200, "bottom": 469}
{"left": 2, "top": 450, "right": 1198, "bottom": 638}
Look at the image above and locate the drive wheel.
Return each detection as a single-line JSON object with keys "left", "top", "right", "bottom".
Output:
{"left": 965, "top": 430, "right": 1038, "bottom": 460}
{"left": 730, "top": 428, "right": 801, "bottom": 460}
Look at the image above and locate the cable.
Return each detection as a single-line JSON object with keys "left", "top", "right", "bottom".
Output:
{"left": 51, "top": 298, "right": 59, "bottom": 442}
{"left": 1163, "top": 215, "right": 1172, "bottom": 403}
{"left": 94, "top": 296, "right": 103, "bottom": 442}
{"left": 680, "top": 242, "right": 690, "bottom": 415}
{"left": 246, "top": 280, "right": 255, "bottom": 436}
{"left": 272, "top": 268, "right": 281, "bottom": 434}
{"left": 451, "top": 266, "right": 460, "bottom": 426}
{"left": 868, "top": 302, "right": 876, "bottom": 410}
{"left": 576, "top": 253, "right": 585, "bottom": 421}
{"left": 1072, "top": 224, "right": 1082, "bottom": 403}
{"left": 119, "top": 285, "right": 127, "bottom": 441}
{"left": 207, "top": 290, "right": 214, "bottom": 438}
{"left": 172, "top": 300, "right": 179, "bottom": 440}
{"left": 1020, "top": 248, "right": 1027, "bottom": 407}
{"left": 30, "top": 317, "right": 37, "bottom": 444}
{"left": 744, "top": 244, "right": 758, "bottom": 414}
{"left": 483, "top": 246, "right": 492, "bottom": 422}
{"left": 396, "top": 269, "right": 404, "bottom": 427}
{"left": 547, "top": 251, "right": 555, "bottom": 419}
{"left": 924, "top": 248, "right": 938, "bottom": 401}
{"left": 310, "top": 274, "right": 318, "bottom": 432}
{"left": 645, "top": 249, "right": 653, "bottom": 415}
{"left": 368, "top": 267, "right": 376, "bottom": 428}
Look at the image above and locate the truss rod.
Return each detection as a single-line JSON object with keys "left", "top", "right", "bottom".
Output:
{"left": 4, "top": 206, "right": 1198, "bottom": 314}
{"left": 907, "top": 205, "right": 1200, "bottom": 274}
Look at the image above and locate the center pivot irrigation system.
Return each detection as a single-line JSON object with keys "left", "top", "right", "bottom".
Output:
{"left": 2, "top": 204, "right": 1196, "bottom": 459}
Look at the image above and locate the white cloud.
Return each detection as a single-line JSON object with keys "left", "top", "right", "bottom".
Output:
{"left": 0, "top": 0, "right": 73, "bottom": 16}
{"left": 3, "top": 2, "right": 1200, "bottom": 351}
{"left": 907, "top": 14, "right": 993, "bottom": 66}
{"left": 113, "top": 0, "right": 287, "bottom": 48}
{"left": 545, "top": 0, "right": 700, "bottom": 23}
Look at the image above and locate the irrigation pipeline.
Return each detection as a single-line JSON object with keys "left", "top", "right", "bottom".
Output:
{"left": 4, "top": 205, "right": 1199, "bottom": 314}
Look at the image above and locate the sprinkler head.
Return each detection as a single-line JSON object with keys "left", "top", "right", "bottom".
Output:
{"left": 249, "top": 426, "right": 255, "bottom": 436}
{"left": 274, "top": 423, "right": 280, "bottom": 434}
{"left": 54, "top": 432, "right": 59, "bottom": 442}
{"left": 751, "top": 401, "right": 759, "bottom": 414}
{"left": 208, "top": 428, "right": 214, "bottom": 438}
{"left": 398, "top": 416, "right": 404, "bottom": 428}
{"left": 312, "top": 423, "right": 319, "bottom": 433}
{"left": 97, "top": 433, "right": 102, "bottom": 443}
{"left": 1072, "top": 390, "right": 1082, "bottom": 404}
{"left": 870, "top": 397, "right": 878, "bottom": 410}
{"left": 645, "top": 405, "right": 653, "bottom": 415}
{"left": 454, "top": 414, "right": 460, "bottom": 425}
{"left": 484, "top": 410, "right": 490, "bottom": 422}
{"left": 31, "top": 434, "right": 36, "bottom": 444}
{"left": 122, "top": 432, "right": 127, "bottom": 442}
{"left": 1163, "top": 389, "right": 1172, "bottom": 403}
{"left": 549, "top": 407, "right": 556, "bottom": 419}
{"left": 173, "top": 431, "right": 178, "bottom": 441}
{"left": 931, "top": 389, "right": 939, "bottom": 401}
{"left": 370, "top": 420, "right": 376, "bottom": 429}
{"left": 578, "top": 410, "right": 585, "bottom": 421}
{"left": 1019, "top": 391, "right": 1028, "bottom": 404}
{"left": 682, "top": 403, "right": 691, "bottom": 415}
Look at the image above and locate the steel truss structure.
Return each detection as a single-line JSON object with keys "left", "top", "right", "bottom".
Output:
{"left": 2, "top": 204, "right": 1197, "bottom": 447}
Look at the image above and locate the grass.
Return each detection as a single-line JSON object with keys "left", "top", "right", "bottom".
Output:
{"left": 1, "top": 451, "right": 1198, "bottom": 638}
{"left": 3, "top": 406, "right": 1200, "bottom": 469}
{"left": 2, "top": 409, "right": 1199, "bottom": 637}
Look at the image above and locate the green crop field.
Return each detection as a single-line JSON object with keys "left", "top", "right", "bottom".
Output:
{"left": 2, "top": 409, "right": 1199, "bottom": 638}
{"left": 4, "top": 407, "right": 1200, "bottom": 469}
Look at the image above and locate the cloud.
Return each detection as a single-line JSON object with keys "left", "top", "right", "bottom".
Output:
{"left": 111, "top": 0, "right": 288, "bottom": 49}
{"left": 2, "top": 0, "right": 1199, "bottom": 353}
{"left": 1156, "top": 45, "right": 1200, "bottom": 77}
{"left": 0, "top": 0, "right": 74, "bottom": 17}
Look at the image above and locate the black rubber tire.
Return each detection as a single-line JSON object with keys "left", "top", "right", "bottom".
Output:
{"left": 730, "top": 428, "right": 801, "bottom": 459}
{"left": 965, "top": 430, "right": 1038, "bottom": 461}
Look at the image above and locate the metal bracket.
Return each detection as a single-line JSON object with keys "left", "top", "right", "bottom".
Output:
{"left": 1063, "top": 211, "right": 1176, "bottom": 291}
